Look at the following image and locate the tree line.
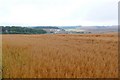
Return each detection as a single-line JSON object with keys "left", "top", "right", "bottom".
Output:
{"left": 0, "top": 26, "right": 47, "bottom": 34}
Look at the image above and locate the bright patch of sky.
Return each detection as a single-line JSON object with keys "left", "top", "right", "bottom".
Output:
{"left": 0, "top": 0, "right": 119, "bottom": 26}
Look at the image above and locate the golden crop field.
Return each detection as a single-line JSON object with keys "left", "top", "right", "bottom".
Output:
{"left": 2, "top": 33, "right": 118, "bottom": 78}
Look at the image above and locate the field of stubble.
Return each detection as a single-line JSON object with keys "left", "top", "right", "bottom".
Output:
{"left": 2, "top": 33, "right": 118, "bottom": 78}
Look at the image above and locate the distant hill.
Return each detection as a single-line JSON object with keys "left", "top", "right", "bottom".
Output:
{"left": 79, "top": 26, "right": 118, "bottom": 33}
{"left": 60, "top": 26, "right": 81, "bottom": 29}
{"left": 32, "top": 26, "right": 60, "bottom": 29}
{"left": 59, "top": 25, "right": 118, "bottom": 33}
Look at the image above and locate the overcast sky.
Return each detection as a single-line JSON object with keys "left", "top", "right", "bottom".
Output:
{"left": 0, "top": 0, "right": 119, "bottom": 26}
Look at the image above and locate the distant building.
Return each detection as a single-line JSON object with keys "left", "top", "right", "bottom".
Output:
{"left": 43, "top": 28, "right": 67, "bottom": 34}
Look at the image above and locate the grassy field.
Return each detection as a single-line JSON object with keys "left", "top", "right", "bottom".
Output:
{"left": 2, "top": 33, "right": 118, "bottom": 78}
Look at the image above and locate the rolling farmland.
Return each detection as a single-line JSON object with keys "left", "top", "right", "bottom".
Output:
{"left": 2, "top": 33, "right": 118, "bottom": 78}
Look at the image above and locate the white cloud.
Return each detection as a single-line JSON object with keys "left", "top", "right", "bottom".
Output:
{"left": 0, "top": 0, "right": 119, "bottom": 26}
